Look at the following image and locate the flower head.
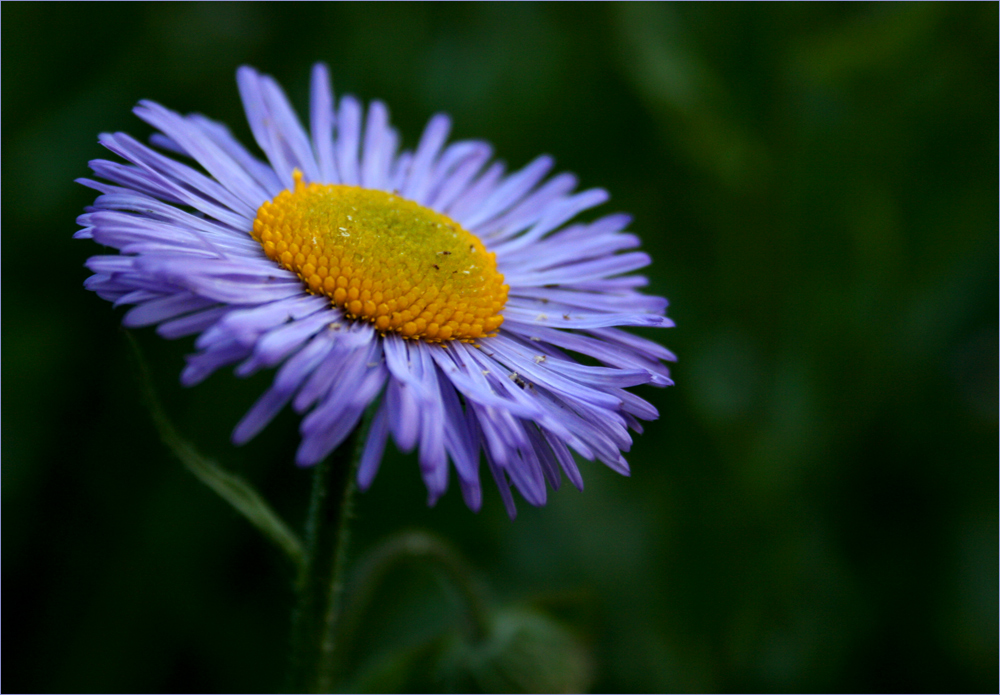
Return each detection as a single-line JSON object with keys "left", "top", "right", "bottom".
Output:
{"left": 77, "top": 64, "right": 674, "bottom": 517}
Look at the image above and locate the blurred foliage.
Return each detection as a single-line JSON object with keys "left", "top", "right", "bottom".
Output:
{"left": 2, "top": 2, "right": 996, "bottom": 692}
{"left": 337, "top": 531, "right": 591, "bottom": 693}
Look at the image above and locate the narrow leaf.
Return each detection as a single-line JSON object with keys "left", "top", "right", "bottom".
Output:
{"left": 126, "top": 331, "right": 304, "bottom": 567}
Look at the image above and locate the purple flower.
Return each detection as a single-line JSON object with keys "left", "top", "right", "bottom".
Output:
{"left": 77, "top": 64, "right": 674, "bottom": 517}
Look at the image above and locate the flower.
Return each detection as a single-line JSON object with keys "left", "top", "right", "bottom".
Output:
{"left": 77, "top": 64, "right": 674, "bottom": 517}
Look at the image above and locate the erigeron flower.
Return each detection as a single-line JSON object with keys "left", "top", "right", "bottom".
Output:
{"left": 77, "top": 64, "right": 674, "bottom": 517}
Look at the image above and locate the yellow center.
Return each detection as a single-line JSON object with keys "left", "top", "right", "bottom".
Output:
{"left": 252, "top": 171, "right": 507, "bottom": 342}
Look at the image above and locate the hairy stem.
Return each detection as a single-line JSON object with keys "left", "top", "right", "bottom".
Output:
{"left": 288, "top": 412, "right": 371, "bottom": 693}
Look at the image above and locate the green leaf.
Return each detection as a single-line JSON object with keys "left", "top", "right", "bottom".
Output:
{"left": 125, "top": 331, "right": 304, "bottom": 567}
{"left": 437, "top": 607, "right": 593, "bottom": 694}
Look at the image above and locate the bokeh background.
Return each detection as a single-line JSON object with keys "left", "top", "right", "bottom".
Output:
{"left": 3, "top": 3, "right": 996, "bottom": 692}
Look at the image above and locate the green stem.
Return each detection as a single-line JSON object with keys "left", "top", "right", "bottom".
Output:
{"left": 288, "top": 413, "right": 371, "bottom": 693}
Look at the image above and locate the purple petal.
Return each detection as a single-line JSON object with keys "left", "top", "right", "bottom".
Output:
{"left": 445, "top": 160, "right": 505, "bottom": 223}
{"left": 477, "top": 172, "right": 578, "bottom": 241}
{"left": 360, "top": 101, "right": 396, "bottom": 191}
{"left": 187, "top": 114, "right": 284, "bottom": 196}
{"left": 357, "top": 404, "right": 390, "bottom": 491}
{"left": 134, "top": 100, "right": 270, "bottom": 210}
{"left": 401, "top": 114, "right": 451, "bottom": 204}
{"left": 427, "top": 143, "right": 493, "bottom": 212}
{"left": 310, "top": 63, "right": 337, "bottom": 184}
{"left": 232, "top": 328, "right": 338, "bottom": 444}
{"left": 123, "top": 292, "right": 216, "bottom": 328}
{"left": 235, "top": 309, "right": 334, "bottom": 377}
{"left": 259, "top": 73, "right": 322, "bottom": 182}
{"left": 157, "top": 305, "right": 229, "bottom": 339}
{"left": 491, "top": 188, "right": 610, "bottom": 256}
{"left": 462, "top": 155, "right": 553, "bottom": 230}
{"left": 335, "top": 95, "right": 362, "bottom": 187}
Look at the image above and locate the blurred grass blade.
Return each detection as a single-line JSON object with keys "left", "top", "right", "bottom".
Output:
{"left": 126, "top": 332, "right": 304, "bottom": 567}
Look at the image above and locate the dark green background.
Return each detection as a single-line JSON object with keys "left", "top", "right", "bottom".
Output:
{"left": 3, "top": 2, "right": 996, "bottom": 692}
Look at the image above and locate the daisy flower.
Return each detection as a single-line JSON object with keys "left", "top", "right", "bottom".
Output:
{"left": 77, "top": 64, "right": 674, "bottom": 517}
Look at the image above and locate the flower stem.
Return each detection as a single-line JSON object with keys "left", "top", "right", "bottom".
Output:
{"left": 288, "top": 414, "right": 370, "bottom": 694}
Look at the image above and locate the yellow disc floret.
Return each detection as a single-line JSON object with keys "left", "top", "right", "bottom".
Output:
{"left": 252, "top": 171, "right": 508, "bottom": 342}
